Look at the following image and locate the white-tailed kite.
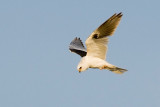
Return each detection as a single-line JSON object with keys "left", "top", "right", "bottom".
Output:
{"left": 69, "top": 12, "right": 127, "bottom": 74}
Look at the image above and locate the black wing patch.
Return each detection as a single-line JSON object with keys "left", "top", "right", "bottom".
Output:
{"left": 69, "top": 37, "right": 87, "bottom": 57}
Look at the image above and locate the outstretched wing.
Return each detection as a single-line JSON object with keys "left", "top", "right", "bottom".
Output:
{"left": 69, "top": 37, "right": 87, "bottom": 57}
{"left": 85, "top": 12, "right": 123, "bottom": 60}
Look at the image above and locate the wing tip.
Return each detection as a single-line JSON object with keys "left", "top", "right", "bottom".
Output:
{"left": 112, "top": 12, "right": 123, "bottom": 18}
{"left": 116, "top": 12, "right": 123, "bottom": 18}
{"left": 73, "top": 37, "right": 80, "bottom": 41}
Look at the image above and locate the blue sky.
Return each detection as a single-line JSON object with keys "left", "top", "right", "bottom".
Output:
{"left": 0, "top": 0, "right": 160, "bottom": 107}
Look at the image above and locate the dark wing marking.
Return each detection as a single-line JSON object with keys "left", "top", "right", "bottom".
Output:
{"left": 69, "top": 37, "right": 87, "bottom": 57}
{"left": 93, "top": 12, "right": 123, "bottom": 38}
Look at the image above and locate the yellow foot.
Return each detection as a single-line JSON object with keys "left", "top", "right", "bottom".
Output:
{"left": 99, "top": 65, "right": 108, "bottom": 70}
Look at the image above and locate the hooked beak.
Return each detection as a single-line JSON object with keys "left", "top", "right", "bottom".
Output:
{"left": 78, "top": 67, "right": 82, "bottom": 73}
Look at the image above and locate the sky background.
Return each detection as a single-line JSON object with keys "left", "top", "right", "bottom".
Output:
{"left": 0, "top": 0, "right": 160, "bottom": 107}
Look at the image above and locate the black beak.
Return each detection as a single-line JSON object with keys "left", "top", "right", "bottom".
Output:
{"left": 78, "top": 67, "right": 82, "bottom": 73}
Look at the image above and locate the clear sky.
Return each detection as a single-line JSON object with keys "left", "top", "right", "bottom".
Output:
{"left": 0, "top": 0, "right": 160, "bottom": 107}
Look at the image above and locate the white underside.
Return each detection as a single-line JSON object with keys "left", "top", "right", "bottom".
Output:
{"left": 77, "top": 56, "right": 114, "bottom": 71}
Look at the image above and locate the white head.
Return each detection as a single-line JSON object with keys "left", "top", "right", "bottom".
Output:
{"left": 77, "top": 58, "right": 89, "bottom": 73}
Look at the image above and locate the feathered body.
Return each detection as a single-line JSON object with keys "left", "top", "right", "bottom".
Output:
{"left": 77, "top": 56, "right": 112, "bottom": 70}
{"left": 77, "top": 56, "right": 127, "bottom": 74}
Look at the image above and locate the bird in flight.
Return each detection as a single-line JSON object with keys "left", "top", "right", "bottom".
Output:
{"left": 69, "top": 12, "right": 127, "bottom": 74}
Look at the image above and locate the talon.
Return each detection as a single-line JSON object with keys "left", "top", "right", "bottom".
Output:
{"left": 99, "top": 67, "right": 103, "bottom": 70}
{"left": 99, "top": 65, "right": 108, "bottom": 70}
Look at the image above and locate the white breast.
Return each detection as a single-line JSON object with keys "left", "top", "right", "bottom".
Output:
{"left": 84, "top": 56, "right": 107, "bottom": 68}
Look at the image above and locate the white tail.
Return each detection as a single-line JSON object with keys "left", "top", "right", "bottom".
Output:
{"left": 105, "top": 66, "right": 127, "bottom": 74}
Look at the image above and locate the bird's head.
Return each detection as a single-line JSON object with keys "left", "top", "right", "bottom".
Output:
{"left": 77, "top": 64, "right": 89, "bottom": 73}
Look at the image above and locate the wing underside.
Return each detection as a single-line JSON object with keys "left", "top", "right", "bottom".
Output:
{"left": 86, "top": 12, "right": 123, "bottom": 60}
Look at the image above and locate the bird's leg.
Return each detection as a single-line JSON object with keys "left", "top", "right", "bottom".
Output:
{"left": 99, "top": 65, "right": 108, "bottom": 70}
